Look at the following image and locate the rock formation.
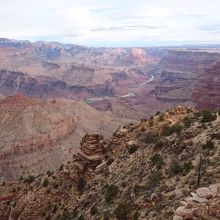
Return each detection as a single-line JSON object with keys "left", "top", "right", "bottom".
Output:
{"left": 174, "top": 183, "right": 220, "bottom": 220}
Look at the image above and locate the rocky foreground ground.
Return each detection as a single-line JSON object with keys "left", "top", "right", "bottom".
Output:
{"left": 0, "top": 106, "right": 219, "bottom": 219}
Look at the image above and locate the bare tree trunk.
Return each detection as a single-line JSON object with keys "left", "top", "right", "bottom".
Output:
{"left": 197, "top": 153, "right": 203, "bottom": 188}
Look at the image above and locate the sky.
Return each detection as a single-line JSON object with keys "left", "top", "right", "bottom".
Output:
{"left": 1, "top": 0, "right": 220, "bottom": 47}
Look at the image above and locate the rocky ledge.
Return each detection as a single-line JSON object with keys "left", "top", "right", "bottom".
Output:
{"left": 174, "top": 183, "right": 220, "bottom": 220}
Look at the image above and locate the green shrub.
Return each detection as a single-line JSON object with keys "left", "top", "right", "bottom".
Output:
{"left": 128, "top": 145, "right": 138, "bottom": 154}
{"left": 203, "top": 140, "right": 215, "bottom": 150}
{"left": 77, "top": 178, "right": 86, "bottom": 192}
{"left": 105, "top": 184, "right": 119, "bottom": 202}
{"left": 183, "top": 116, "right": 194, "bottom": 128}
{"left": 149, "top": 120, "right": 154, "bottom": 127}
{"left": 107, "top": 158, "right": 114, "bottom": 166}
{"left": 133, "top": 184, "right": 145, "bottom": 195}
{"left": 52, "top": 205, "right": 57, "bottom": 213}
{"left": 201, "top": 110, "right": 217, "bottom": 123}
{"left": 57, "top": 210, "right": 77, "bottom": 220}
{"left": 91, "top": 206, "right": 98, "bottom": 215}
{"left": 162, "top": 123, "right": 183, "bottom": 136}
{"left": 52, "top": 182, "right": 59, "bottom": 189}
{"left": 133, "top": 211, "right": 139, "bottom": 220}
{"left": 114, "top": 202, "right": 131, "bottom": 220}
{"left": 59, "top": 164, "right": 64, "bottom": 171}
{"left": 104, "top": 211, "right": 111, "bottom": 220}
{"left": 78, "top": 215, "right": 85, "bottom": 220}
{"left": 156, "top": 111, "right": 161, "bottom": 115}
{"left": 154, "top": 138, "right": 168, "bottom": 149}
{"left": 24, "top": 175, "right": 35, "bottom": 184}
{"left": 46, "top": 171, "right": 53, "bottom": 177}
{"left": 183, "top": 161, "right": 193, "bottom": 174}
{"left": 146, "top": 172, "right": 162, "bottom": 190}
{"left": 150, "top": 154, "right": 164, "bottom": 168}
{"left": 169, "top": 159, "right": 183, "bottom": 175}
{"left": 42, "top": 178, "right": 49, "bottom": 187}
{"left": 141, "top": 131, "right": 159, "bottom": 144}
{"left": 159, "top": 114, "right": 164, "bottom": 121}
{"left": 194, "top": 111, "right": 202, "bottom": 118}
{"left": 210, "top": 132, "right": 220, "bottom": 140}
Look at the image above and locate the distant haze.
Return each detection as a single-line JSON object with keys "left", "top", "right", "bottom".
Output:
{"left": 1, "top": 0, "right": 220, "bottom": 47}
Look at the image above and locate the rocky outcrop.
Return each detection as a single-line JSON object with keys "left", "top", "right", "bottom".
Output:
{"left": 71, "top": 133, "right": 105, "bottom": 182}
{"left": 174, "top": 183, "right": 220, "bottom": 220}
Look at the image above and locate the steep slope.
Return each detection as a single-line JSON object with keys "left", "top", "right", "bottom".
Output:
{"left": 0, "top": 106, "right": 219, "bottom": 219}
{"left": 0, "top": 95, "right": 127, "bottom": 181}
{"left": 192, "top": 61, "right": 220, "bottom": 109}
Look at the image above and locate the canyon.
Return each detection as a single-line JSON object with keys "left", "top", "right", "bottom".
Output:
{"left": 0, "top": 39, "right": 219, "bottom": 121}
{"left": 0, "top": 39, "right": 219, "bottom": 219}
{"left": 0, "top": 38, "right": 220, "bottom": 182}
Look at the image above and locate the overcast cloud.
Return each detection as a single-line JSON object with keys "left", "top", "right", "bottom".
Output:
{"left": 0, "top": 0, "right": 220, "bottom": 46}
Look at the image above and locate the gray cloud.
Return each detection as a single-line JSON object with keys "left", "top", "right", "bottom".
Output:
{"left": 198, "top": 24, "right": 220, "bottom": 32}
{"left": 91, "top": 25, "right": 167, "bottom": 32}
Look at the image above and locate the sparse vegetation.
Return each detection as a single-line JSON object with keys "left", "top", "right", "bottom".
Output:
{"left": 156, "top": 111, "right": 161, "bottom": 115}
{"left": 154, "top": 138, "right": 168, "bottom": 149}
{"left": 78, "top": 215, "right": 85, "bottom": 220}
{"left": 52, "top": 182, "right": 59, "bottom": 189}
{"left": 183, "top": 116, "right": 194, "bottom": 128}
{"left": 183, "top": 161, "right": 193, "bottom": 174}
{"left": 59, "top": 164, "right": 64, "bottom": 171}
{"left": 107, "top": 158, "right": 114, "bottom": 166}
{"left": 77, "top": 178, "right": 86, "bottom": 192}
{"left": 105, "top": 184, "right": 119, "bottom": 202}
{"left": 159, "top": 114, "right": 164, "bottom": 121}
{"left": 128, "top": 144, "right": 138, "bottom": 154}
{"left": 210, "top": 132, "right": 220, "bottom": 140}
{"left": 24, "top": 175, "right": 35, "bottom": 184}
{"left": 42, "top": 178, "right": 49, "bottom": 187}
{"left": 149, "top": 120, "right": 154, "bottom": 127}
{"left": 146, "top": 172, "right": 162, "bottom": 190}
{"left": 141, "top": 131, "right": 159, "bottom": 144}
{"left": 162, "top": 123, "right": 183, "bottom": 136}
{"left": 90, "top": 206, "right": 98, "bottom": 215}
{"left": 201, "top": 110, "right": 217, "bottom": 123}
{"left": 169, "top": 159, "right": 183, "bottom": 175}
{"left": 203, "top": 140, "right": 215, "bottom": 150}
{"left": 114, "top": 202, "right": 131, "bottom": 220}
{"left": 1, "top": 106, "right": 219, "bottom": 219}
{"left": 58, "top": 210, "right": 77, "bottom": 220}
{"left": 46, "top": 171, "right": 53, "bottom": 177}
{"left": 104, "top": 211, "right": 111, "bottom": 220}
{"left": 150, "top": 154, "right": 164, "bottom": 169}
